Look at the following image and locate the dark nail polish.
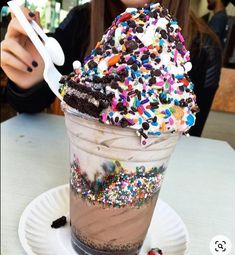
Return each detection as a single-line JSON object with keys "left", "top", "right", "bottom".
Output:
{"left": 28, "top": 12, "right": 35, "bottom": 17}
{"left": 27, "top": 67, "right": 33, "bottom": 72}
{"left": 32, "top": 61, "right": 38, "bottom": 68}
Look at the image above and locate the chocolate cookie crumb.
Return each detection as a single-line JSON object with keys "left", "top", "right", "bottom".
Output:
{"left": 51, "top": 216, "right": 67, "bottom": 229}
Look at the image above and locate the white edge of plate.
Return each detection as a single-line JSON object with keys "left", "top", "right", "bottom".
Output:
{"left": 160, "top": 200, "right": 190, "bottom": 255}
{"left": 18, "top": 184, "right": 69, "bottom": 255}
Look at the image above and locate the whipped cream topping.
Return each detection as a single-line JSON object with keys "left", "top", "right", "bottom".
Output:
{"left": 61, "top": 3, "right": 198, "bottom": 142}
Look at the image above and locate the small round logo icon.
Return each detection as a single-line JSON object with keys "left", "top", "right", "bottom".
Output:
{"left": 210, "top": 235, "right": 232, "bottom": 255}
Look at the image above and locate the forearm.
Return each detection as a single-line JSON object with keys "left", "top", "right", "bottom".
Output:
{"left": 6, "top": 79, "right": 55, "bottom": 113}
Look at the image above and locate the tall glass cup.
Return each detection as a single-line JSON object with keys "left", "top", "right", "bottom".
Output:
{"left": 63, "top": 105, "right": 179, "bottom": 255}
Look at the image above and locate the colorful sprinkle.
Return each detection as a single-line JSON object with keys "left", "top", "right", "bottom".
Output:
{"left": 108, "top": 54, "right": 121, "bottom": 66}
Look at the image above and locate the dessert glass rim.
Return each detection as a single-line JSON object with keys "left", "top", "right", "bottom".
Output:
{"left": 61, "top": 101, "right": 181, "bottom": 141}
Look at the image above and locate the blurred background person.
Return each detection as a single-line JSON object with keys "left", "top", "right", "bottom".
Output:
{"left": 206, "top": 0, "right": 235, "bottom": 47}
{"left": 188, "top": 10, "right": 222, "bottom": 136}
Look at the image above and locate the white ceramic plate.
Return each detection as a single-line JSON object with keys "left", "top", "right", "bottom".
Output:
{"left": 18, "top": 184, "right": 189, "bottom": 255}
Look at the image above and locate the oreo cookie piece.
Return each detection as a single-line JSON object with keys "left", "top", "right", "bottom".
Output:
{"left": 51, "top": 216, "right": 67, "bottom": 229}
{"left": 64, "top": 80, "right": 112, "bottom": 118}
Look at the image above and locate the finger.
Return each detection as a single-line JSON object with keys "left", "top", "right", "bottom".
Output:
{"left": 6, "top": 18, "right": 29, "bottom": 38}
{"left": 1, "top": 39, "right": 38, "bottom": 69}
{"left": 7, "top": 8, "right": 39, "bottom": 38}
{"left": 1, "top": 51, "right": 32, "bottom": 73}
{"left": 1, "top": 64, "right": 39, "bottom": 89}
{"left": 10, "top": 7, "right": 36, "bottom": 21}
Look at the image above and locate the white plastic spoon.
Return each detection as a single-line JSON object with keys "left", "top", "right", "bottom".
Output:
{"left": 31, "top": 20, "right": 65, "bottom": 66}
{"left": 7, "top": 1, "right": 64, "bottom": 100}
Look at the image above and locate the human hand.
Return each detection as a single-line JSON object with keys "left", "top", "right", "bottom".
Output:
{"left": 1, "top": 7, "right": 45, "bottom": 89}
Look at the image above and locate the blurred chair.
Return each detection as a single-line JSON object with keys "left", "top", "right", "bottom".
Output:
{"left": 212, "top": 67, "right": 235, "bottom": 113}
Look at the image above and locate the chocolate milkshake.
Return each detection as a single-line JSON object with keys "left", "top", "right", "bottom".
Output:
{"left": 64, "top": 110, "right": 180, "bottom": 254}
{"left": 61, "top": 3, "right": 198, "bottom": 255}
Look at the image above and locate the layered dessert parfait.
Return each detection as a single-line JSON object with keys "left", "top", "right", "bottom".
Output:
{"left": 60, "top": 3, "right": 198, "bottom": 255}
{"left": 65, "top": 114, "right": 179, "bottom": 255}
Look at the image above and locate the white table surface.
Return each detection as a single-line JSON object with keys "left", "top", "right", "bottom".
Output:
{"left": 1, "top": 113, "right": 235, "bottom": 255}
